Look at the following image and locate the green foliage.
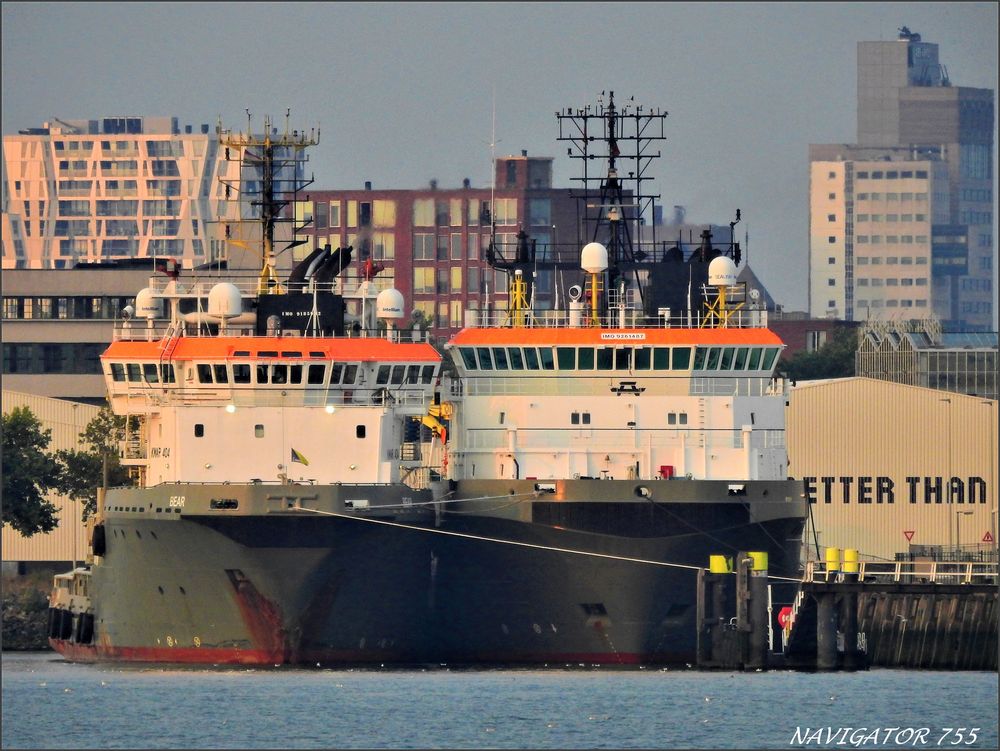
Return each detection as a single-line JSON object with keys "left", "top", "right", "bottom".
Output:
{"left": 779, "top": 327, "right": 858, "bottom": 382}
{"left": 54, "top": 406, "right": 130, "bottom": 520}
{"left": 1, "top": 575, "right": 51, "bottom": 650}
{"left": 1, "top": 407, "right": 62, "bottom": 537}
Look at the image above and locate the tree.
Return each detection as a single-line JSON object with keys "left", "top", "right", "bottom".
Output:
{"left": 55, "top": 406, "right": 130, "bottom": 520}
{"left": 779, "top": 327, "right": 858, "bottom": 382}
{"left": 1, "top": 406, "right": 62, "bottom": 536}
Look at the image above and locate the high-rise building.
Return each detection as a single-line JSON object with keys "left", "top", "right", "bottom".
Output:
{"left": 1, "top": 116, "right": 237, "bottom": 269}
{"left": 809, "top": 27, "right": 994, "bottom": 330}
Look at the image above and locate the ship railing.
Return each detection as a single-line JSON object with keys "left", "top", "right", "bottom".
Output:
{"left": 460, "top": 427, "right": 785, "bottom": 452}
{"left": 804, "top": 559, "right": 999, "bottom": 585}
{"left": 137, "top": 271, "right": 399, "bottom": 299}
{"left": 456, "top": 375, "right": 787, "bottom": 400}
{"left": 136, "top": 386, "right": 433, "bottom": 409}
{"left": 463, "top": 307, "right": 769, "bottom": 330}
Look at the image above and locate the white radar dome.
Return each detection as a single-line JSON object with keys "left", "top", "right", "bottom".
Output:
{"left": 708, "top": 256, "right": 738, "bottom": 287}
{"left": 134, "top": 288, "right": 162, "bottom": 319}
{"left": 581, "top": 242, "right": 609, "bottom": 274}
{"left": 208, "top": 283, "right": 243, "bottom": 317}
{"left": 376, "top": 288, "right": 406, "bottom": 319}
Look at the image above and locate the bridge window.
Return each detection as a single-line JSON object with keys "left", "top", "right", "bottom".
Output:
{"left": 720, "top": 347, "right": 735, "bottom": 370}
{"left": 672, "top": 347, "right": 691, "bottom": 369}
{"left": 143, "top": 364, "right": 159, "bottom": 383}
{"left": 111, "top": 363, "right": 125, "bottom": 382}
{"left": 197, "top": 364, "right": 213, "bottom": 383}
{"left": 342, "top": 364, "right": 358, "bottom": 384}
{"left": 491, "top": 348, "right": 509, "bottom": 370}
{"left": 376, "top": 365, "right": 390, "bottom": 385}
{"left": 747, "top": 348, "right": 762, "bottom": 369}
{"left": 596, "top": 347, "right": 613, "bottom": 370}
{"left": 391, "top": 365, "right": 406, "bottom": 385}
{"left": 633, "top": 347, "right": 650, "bottom": 370}
{"left": 557, "top": 347, "right": 575, "bottom": 370}
{"left": 706, "top": 348, "right": 722, "bottom": 370}
{"left": 127, "top": 363, "right": 142, "bottom": 382}
{"left": 460, "top": 348, "right": 478, "bottom": 370}
{"left": 761, "top": 348, "right": 779, "bottom": 370}
{"left": 213, "top": 364, "right": 228, "bottom": 383}
{"left": 523, "top": 347, "right": 540, "bottom": 370}
{"left": 289, "top": 364, "right": 302, "bottom": 384}
{"left": 734, "top": 347, "right": 749, "bottom": 369}
{"left": 476, "top": 347, "right": 493, "bottom": 370}
{"left": 421, "top": 365, "right": 435, "bottom": 384}
{"left": 271, "top": 364, "right": 288, "bottom": 384}
{"left": 505, "top": 347, "right": 524, "bottom": 369}
{"left": 406, "top": 365, "right": 420, "bottom": 384}
{"left": 615, "top": 348, "right": 631, "bottom": 370}
{"left": 577, "top": 347, "right": 594, "bottom": 370}
{"left": 538, "top": 347, "right": 555, "bottom": 370}
{"left": 233, "top": 364, "right": 251, "bottom": 383}
{"left": 693, "top": 348, "right": 707, "bottom": 370}
{"left": 653, "top": 347, "right": 670, "bottom": 370}
{"left": 255, "top": 364, "right": 268, "bottom": 384}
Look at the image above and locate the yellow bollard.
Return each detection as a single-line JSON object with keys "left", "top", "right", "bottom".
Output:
{"left": 748, "top": 551, "right": 769, "bottom": 571}
{"left": 825, "top": 547, "right": 841, "bottom": 576}
{"left": 843, "top": 548, "right": 859, "bottom": 574}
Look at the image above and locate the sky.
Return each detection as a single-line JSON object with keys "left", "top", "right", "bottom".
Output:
{"left": 2, "top": 2, "right": 997, "bottom": 311}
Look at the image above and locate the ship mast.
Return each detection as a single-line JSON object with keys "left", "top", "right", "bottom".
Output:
{"left": 218, "top": 110, "right": 319, "bottom": 296}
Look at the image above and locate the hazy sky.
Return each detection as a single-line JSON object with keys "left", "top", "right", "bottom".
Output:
{"left": 2, "top": 2, "right": 997, "bottom": 310}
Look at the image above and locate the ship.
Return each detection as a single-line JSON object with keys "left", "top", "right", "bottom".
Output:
{"left": 48, "top": 96, "right": 807, "bottom": 666}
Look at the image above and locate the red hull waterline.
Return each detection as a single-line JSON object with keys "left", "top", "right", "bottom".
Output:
{"left": 50, "top": 639, "right": 676, "bottom": 667}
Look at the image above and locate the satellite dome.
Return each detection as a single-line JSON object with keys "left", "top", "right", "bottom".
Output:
{"left": 134, "top": 288, "right": 162, "bottom": 319}
{"left": 208, "top": 283, "right": 243, "bottom": 317}
{"left": 376, "top": 288, "right": 405, "bottom": 319}
{"left": 581, "top": 242, "right": 608, "bottom": 274}
{"left": 708, "top": 256, "right": 738, "bottom": 287}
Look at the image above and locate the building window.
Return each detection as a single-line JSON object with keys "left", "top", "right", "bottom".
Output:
{"left": 827, "top": 279, "right": 836, "bottom": 286}
{"left": 413, "top": 233, "right": 434, "bottom": 260}
{"left": 828, "top": 257, "right": 836, "bottom": 264}
{"left": 827, "top": 214, "right": 836, "bottom": 222}
{"left": 828, "top": 236, "right": 836, "bottom": 243}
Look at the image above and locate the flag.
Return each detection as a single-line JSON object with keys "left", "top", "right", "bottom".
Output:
{"left": 290, "top": 448, "right": 309, "bottom": 466}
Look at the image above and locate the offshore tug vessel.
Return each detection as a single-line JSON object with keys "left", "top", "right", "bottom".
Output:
{"left": 49, "top": 96, "right": 806, "bottom": 665}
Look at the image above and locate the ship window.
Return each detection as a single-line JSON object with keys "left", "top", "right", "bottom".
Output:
{"left": 356, "top": 425, "right": 366, "bottom": 438}
{"left": 633, "top": 347, "right": 650, "bottom": 370}
{"left": 326, "top": 363, "right": 340, "bottom": 384}
{"left": 256, "top": 364, "right": 269, "bottom": 383}
{"left": 672, "top": 347, "right": 691, "bottom": 369}
{"left": 653, "top": 347, "right": 670, "bottom": 370}
{"left": 127, "top": 363, "right": 142, "bottom": 382}
{"left": 506, "top": 347, "right": 524, "bottom": 369}
{"left": 720, "top": 347, "right": 735, "bottom": 370}
{"left": 390, "top": 365, "right": 405, "bottom": 385}
{"left": 571, "top": 412, "right": 580, "bottom": 425}
{"left": 492, "top": 348, "right": 509, "bottom": 370}
{"left": 476, "top": 347, "right": 493, "bottom": 370}
{"left": 596, "top": 347, "right": 613, "bottom": 370}
{"left": 194, "top": 424, "right": 204, "bottom": 437}
{"left": 734, "top": 347, "right": 749, "bottom": 369}
{"left": 421, "top": 365, "right": 435, "bottom": 384}
{"left": 342, "top": 364, "right": 358, "bottom": 384}
{"left": 255, "top": 424, "right": 264, "bottom": 438}
{"left": 289, "top": 364, "right": 302, "bottom": 384}
{"left": 523, "top": 347, "right": 540, "bottom": 370}
{"left": 405, "top": 365, "right": 420, "bottom": 384}
{"left": 111, "top": 363, "right": 125, "bottom": 381}
{"left": 271, "top": 364, "right": 288, "bottom": 384}
{"left": 761, "top": 348, "right": 779, "bottom": 370}
{"left": 233, "top": 363, "right": 251, "bottom": 383}
{"left": 747, "top": 348, "right": 762, "bottom": 370}
{"left": 197, "top": 364, "right": 213, "bottom": 383}
{"left": 234, "top": 350, "right": 250, "bottom": 357}
{"left": 538, "top": 347, "right": 555, "bottom": 370}
{"left": 281, "top": 351, "right": 302, "bottom": 358}
{"left": 258, "top": 350, "right": 278, "bottom": 357}
{"left": 692, "top": 347, "right": 707, "bottom": 370}
{"left": 582, "top": 412, "right": 591, "bottom": 425}
{"left": 615, "top": 348, "right": 631, "bottom": 370}
{"left": 309, "top": 351, "right": 324, "bottom": 358}
{"left": 706, "top": 348, "right": 721, "bottom": 370}
{"left": 668, "top": 413, "right": 676, "bottom": 425}
{"left": 143, "top": 364, "right": 159, "bottom": 383}
{"left": 376, "top": 365, "right": 390, "bottom": 385}
{"left": 557, "top": 347, "right": 575, "bottom": 370}
{"left": 679, "top": 412, "right": 688, "bottom": 425}
{"left": 460, "top": 348, "right": 478, "bottom": 370}
{"left": 577, "top": 347, "right": 594, "bottom": 370}
{"left": 213, "top": 364, "right": 228, "bottom": 383}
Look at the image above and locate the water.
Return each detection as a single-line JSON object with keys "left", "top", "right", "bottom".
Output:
{"left": 2, "top": 652, "right": 997, "bottom": 750}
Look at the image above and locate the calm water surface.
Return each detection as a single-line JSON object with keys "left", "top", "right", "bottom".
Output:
{"left": 2, "top": 652, "right": 997, "bottom": 749}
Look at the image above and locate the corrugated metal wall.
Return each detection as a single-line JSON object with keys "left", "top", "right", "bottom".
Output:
{"left": 2, "top": 390, "right": 101, "bottom": 563}
{"left": 787, "top": 378, "right": 998, "bottom": 561}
